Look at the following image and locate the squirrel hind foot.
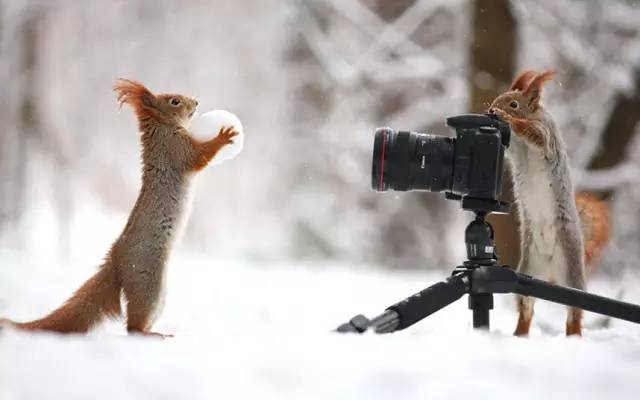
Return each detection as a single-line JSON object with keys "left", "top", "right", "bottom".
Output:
{"left": 566, "top": 321, "right": 582, "bottom": 337}
{"left": 514, "top": 314, "right": 533, "bottom": 337}
{"left": 566, "top": 308, "right": 583, "bottom": 337}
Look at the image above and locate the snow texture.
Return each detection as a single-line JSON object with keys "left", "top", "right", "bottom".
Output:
{"left": 1, "top": 250, "right": 640, "bottom": 400}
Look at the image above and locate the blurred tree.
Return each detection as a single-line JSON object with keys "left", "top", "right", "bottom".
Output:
{"left": 1, "top": 0, "right": 638, "bottom": 268}
{"left": 0, "top": 0, "right": 5, "bottom": 231}
{"left": 11, "top": 9, "right": 44, "bottom": 241}
{"left": 588, "top": 67, "right": 640, "bottom": 199}
{"left": 285, "top": 0, "right": 469, "bottom": 267}
{"left": 468, "top": 0, "right": 519, "bottom": 268}
{"left": 0, "top": 5, "right": 72, "bottom": 256}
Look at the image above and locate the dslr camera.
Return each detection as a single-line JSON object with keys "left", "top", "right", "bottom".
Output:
{"left": 371, "top": 114, "right": 511, "bottom": 212}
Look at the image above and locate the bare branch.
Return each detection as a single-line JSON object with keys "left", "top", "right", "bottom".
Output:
{"left": 296, "top": 3, "right": 359, "bottom": 86}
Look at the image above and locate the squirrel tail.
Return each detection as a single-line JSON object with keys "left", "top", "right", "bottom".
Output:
{"left": 576, "top": 192, "right": 611, "bottom": 275}
{"left": 1, "top": 264, "right": 121, "bottom": 334}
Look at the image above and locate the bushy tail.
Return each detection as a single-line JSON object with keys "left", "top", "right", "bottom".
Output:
{"left": 576, "top": 192, "right": 611, "bottom": 276}
{"left": 1, "top": 265, "right": 121, "bottom": 334}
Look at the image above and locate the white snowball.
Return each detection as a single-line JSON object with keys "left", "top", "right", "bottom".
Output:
{"left": 188, "top": 110, "right": 244, "bottom": 165}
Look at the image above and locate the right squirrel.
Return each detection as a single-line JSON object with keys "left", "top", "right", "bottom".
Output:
{"left": 489, "top": 70, "right": 610, "bottom": 337}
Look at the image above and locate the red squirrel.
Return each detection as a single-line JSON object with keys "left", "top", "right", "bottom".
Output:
{"left": 489, "top": 70, "right": 610, "bottom": 337}
{"left": 0, "top": 79, "right": 238, "bottom": 337}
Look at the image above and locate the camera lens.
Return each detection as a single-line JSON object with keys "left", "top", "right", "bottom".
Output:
{"left": 371, "top": 128, "right": 454, "bottom": 192}
{"left": 372, "top": 128, "right": 392, "bottom": 191}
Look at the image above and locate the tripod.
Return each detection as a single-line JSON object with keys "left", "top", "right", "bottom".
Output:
{"left": 337, "top": 209, "right": 640, "bottom": 334}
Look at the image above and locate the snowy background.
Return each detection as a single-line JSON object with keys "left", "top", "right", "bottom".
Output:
{"left": 1, "top": 0, "right": 640, "bottom": 399}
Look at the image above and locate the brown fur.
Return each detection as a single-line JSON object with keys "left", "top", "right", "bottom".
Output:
{"left": 489, "top": 70, "right": 557, "bottom": 149}
{"left": 510, "top": 70, "right": 537, "bottom": 92}
{"left": 523, "top": 71, "right": 556, "bottom": 111}
{"left": 576, "top": 192, "right": 611, "bottom": 274}
{"left": 514, "top": 297, "right": 533, "bottom": 337}
{"left": 1, "top": 79, "right": 238, "bottom": 336}
{"left": 114, "top": 79, "right": 165, "bottom": 128}
{"left": 190, "top": 127, "right": 237, "bottom": 171}
{"left": 566, "top": 308, "right": 583, "bottom": 336}
{"left": 508, "top": 117, "right": 546, "bottom": 148}
{"left": 489, "top": 70, "right": 588, "bottom": 337}
{"left": 492, "top": 73, "right": 611, "bottom": 273}
{"left": 13, "top": 259, "right": 121, "bottom": 333}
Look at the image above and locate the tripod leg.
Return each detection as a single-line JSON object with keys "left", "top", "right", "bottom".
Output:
{"left": 514, "top": 295, "right": 535, "bottom": 336}
{"left": 335, "top": 274, "right": 469, "bottom": 334}
{"left": 377, "top": 275, "right": 469, "bottom": 332}
{"left": 469, "top": 293, "right": 493, "bottom": 329}
{"left": 516, "top": 273, "right": 640, "bottom": 325}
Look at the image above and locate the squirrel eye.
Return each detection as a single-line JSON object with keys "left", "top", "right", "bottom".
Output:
{"left": 170, "top": 98, "right": 181, "bottom": 106}
{"left": 509, "top": 100, "right": 519, "bottom": 109}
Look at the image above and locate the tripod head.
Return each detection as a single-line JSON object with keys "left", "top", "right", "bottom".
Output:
{"left": 464, "top": 211, "right": 498, "bottom": 266}
{"left": 445, "top": 194, "right": 510, "bottom": 214}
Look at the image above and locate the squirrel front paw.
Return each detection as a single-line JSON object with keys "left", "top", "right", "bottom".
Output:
{"left": 491, "top": 111, "right": 545, "bottom": 149}
{"left": 490, "top": 108, "right": 513, "bottom": 124}
{"left": 215, "top": 126, "right": 239, "bottom": 147}
{"left": 191, "top": 125, "right": 241, "bottom": 171}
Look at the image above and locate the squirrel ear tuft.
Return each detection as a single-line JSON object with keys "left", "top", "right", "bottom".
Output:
{"left": 113, "top": 79, "right": 157, "bottom": 111}
{"left": 524, "top": 70, "right": 556, "bottom": 109}
{"left": 510, "top": 70, "right": 537, "bottom": 91}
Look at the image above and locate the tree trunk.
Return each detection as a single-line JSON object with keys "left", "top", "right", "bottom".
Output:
{"left": 587, "top": 67, "right": 640, "bottom": 199}
{"left": 13, "top": 13, "right": 43, "bottom": 231}
{"left": 468, "top": 0, "right": 519, "bottom": 267}
{"left": 1, "top": 8, "right": 45, "bottom": 247}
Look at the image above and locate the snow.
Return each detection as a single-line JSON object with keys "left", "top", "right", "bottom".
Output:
{"left": 2, "top": 251, "right": 640, "bottom": 400}
{"left": 188, "top": 110, "right": 244, "bottom": 165}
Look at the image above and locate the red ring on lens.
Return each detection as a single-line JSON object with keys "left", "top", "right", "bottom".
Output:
{"left": 379, "top": 131, "right": 387, "bottom": 191}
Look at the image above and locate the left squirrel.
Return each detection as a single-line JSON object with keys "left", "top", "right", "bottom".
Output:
{"left": 0, "top": 79, "right": 238, "bottom": 337}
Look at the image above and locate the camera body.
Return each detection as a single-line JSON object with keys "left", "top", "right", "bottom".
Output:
{"left": 372, "top": 114, "right": 510, "bottom": 212}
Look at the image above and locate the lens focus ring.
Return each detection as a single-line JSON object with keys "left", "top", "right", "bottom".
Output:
{"left": 371, "top": 128, "right": 393, "bottom": 191}
{"left": 390, "top": 131, "right": 413, "bottom": 191}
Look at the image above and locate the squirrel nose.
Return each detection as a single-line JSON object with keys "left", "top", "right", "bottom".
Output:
{"left": 488, "top": 108, "right": 495, "bottom": 114}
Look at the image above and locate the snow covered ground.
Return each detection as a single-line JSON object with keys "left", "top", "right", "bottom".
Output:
{"left": 1, "top": 250, "right": 640, "bottom": 400}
